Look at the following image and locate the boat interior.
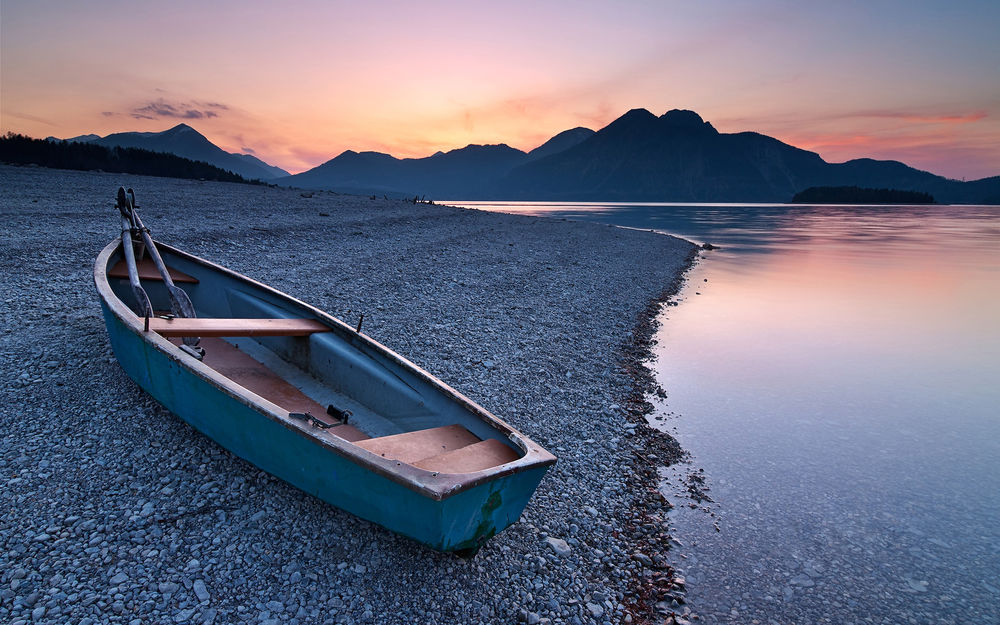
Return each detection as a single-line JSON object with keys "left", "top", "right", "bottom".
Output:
{"left": 106, "top": 252, "right": 523, "bottom": 474}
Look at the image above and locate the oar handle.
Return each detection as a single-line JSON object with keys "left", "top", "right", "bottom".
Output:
{"left": 118, "top": 212, "right": 153, "bottom": 318}
{"left": 116, "top": 186, "right": 138, "bottom": 226}
{"left": 115, "top": 187, "right": 201, "bottom": 347}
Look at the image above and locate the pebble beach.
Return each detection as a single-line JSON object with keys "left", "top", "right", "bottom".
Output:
{"left": 1, "top": 164, "right": 697, "bottom": 625}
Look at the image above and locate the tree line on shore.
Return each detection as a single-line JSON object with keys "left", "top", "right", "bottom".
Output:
{"left": 791, "top": 186, "right": 936, "bottom": 204}
{"left": 0, "top": 133, "right": 262, "bottom": 185}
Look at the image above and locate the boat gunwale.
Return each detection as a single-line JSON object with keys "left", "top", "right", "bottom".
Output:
{"left": 94, "top": 238, "right": 556, "bottom": 501}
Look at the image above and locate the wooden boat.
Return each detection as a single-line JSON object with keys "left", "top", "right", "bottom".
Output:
{"left": 94, "top": 188, "right": 555, "bottom": 554}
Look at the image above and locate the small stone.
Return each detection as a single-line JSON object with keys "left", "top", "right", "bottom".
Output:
{"left": 159, "top": 581, "right": 180, "bottom": 594}
{"left": 526, "top": 612, "right": 540, "bottom": 625}
{"left": 31, "top": 606, "right": 46, "bottom": 621}
{"left": 633, "top": 553, "right": 652, "bottom": 567}
{"left": 289, "top": 571, "right": 302, "bottom": 583}
{"left": 110, "top": 572, "right": 129, "bottom": 585}
{"left": 544, "top": 536, "right": 571, "bottom": 556}
{"left": 586, "top": 602, "right": 604, "bottom": 619}
{"left": 193, "top": 579, "right": 210, "bottom": 602}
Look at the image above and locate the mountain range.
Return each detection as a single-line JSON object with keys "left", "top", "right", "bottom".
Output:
{"left": 54, "top": 111, "right": 1000, "bottom": 203}
{"left": 50, "top": 124, "right": 289, "bottom": 181}
{"left": 281, "top": 109, "right": 999, "bottom": 203}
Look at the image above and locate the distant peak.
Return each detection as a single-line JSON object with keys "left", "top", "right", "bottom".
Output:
{"left": 604, "top": 108, "right": 658, "bottom": 132}
{"left": 526, "top": 127, "right": 595, "bottom": 161}
{"left": 165, "top": 123, "right": 198, "bottom": 134}
{"left": 659, "top": 109, "right": 717, "bottom": 133}
{"left": 620, "top": 108, "right": 656, "bottom": 121}
{"left": 440, "top": 143, "right": 526, "bottom": 158}
{"left": 660, "top": 109, "right": 703, "bottom": 125}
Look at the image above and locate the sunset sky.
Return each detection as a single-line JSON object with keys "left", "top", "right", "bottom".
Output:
{"left": 3, "top": 1, "right": 999, "bottom": 179}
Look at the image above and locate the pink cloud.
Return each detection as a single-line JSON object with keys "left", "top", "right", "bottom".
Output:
{"left": 131, "top": 98, "right": 230, "bottom": 121}
{"left": 835, "top": 109, "right": 989, "bottom": 125}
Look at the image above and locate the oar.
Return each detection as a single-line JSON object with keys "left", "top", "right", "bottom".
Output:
{"left": 118, "top": 187, "right": 200, "bottom": 348}
{"left": 116, "top": 187, "right": 153, "bottom": 319}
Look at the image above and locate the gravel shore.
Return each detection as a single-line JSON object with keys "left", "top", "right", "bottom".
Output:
{"left": 1, "top": 164, "right": 696, "bottom": 625}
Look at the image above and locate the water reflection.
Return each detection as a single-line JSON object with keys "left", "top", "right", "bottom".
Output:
{"left": 650, "top": 205, "right": 1000, "bottom": 623}
{"left": 453, "top": 200, "right": 1000, "bottom": 261}
{"left": 454, "top": 201, "right": 1000, "bottom": 623}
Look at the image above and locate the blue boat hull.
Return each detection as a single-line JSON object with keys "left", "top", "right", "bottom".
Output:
{"left": 95, "top": 239, "right": 553, "bottom": 552}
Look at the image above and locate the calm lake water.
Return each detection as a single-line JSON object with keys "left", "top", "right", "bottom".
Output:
{"left": 452, "top": 202, "right": 1000, "bottom": 624}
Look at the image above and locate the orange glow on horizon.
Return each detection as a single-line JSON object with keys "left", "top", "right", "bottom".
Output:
{"left": 2, "top": 2, "right": 998, "bottom": 179}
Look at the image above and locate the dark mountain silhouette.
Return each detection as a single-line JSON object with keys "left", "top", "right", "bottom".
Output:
{"left": 45, "top": 133, "right": 101, "bottom": 143}
{"left": 500, "top": 110, "right": 999, "bottom": 203}
{"left": 500, "top": 109, "right": 820, "bottom": 200}
{"left": 497, "top": 108, "right": 829, "bottom": 201}
{"left": 230, "top": 152, "right": 289, "bottom": 179}
{"left": 282, "top": 108, "right": 999, "bottom": 203}
{"left": 53, "top": 124, "right": 289, "bottom": 181}
{"left": 3, "top": 132, "right": 261, "bottom": 184}
{"left": 281, "top": 143, "right": 528, "bottom": 198}
{"left": 525, "top": 127, "right": 595, "bottom": 162}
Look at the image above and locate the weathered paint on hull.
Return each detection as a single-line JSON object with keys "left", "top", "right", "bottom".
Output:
{"left": 99, "top": 301, "right": 548, "bottom": 552}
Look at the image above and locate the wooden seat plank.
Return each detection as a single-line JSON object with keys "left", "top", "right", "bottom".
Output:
{"left": 355, "top": 425, "right": 481, "bottom": 464}
{"left": 109, "top": 257, "right": 199, "bottom": 283}
{"left": 150, "top": 317, "right": 330, "bottom": 337}
{"left": 184, "top": 337, "right": 369, "bottom": 442}
{"left": 413, "top": 438, "right": 520, "bottom": 473}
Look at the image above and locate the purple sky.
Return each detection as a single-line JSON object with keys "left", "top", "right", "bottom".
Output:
{"left": 2, "top": 1, "right": 998, "bottom": 179}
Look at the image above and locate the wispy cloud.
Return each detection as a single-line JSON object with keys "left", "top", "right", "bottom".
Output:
{"left": 130, "top": 98, "right": 229, "bottom": 121}
{"left": 716, "top": 107, "right": 991, "bottom": 136}
{"left": 835, "top": 109, "right": 988, "bottom": 125}
{"left": 3, "top": 110, "right": 57, "bottom": 126}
